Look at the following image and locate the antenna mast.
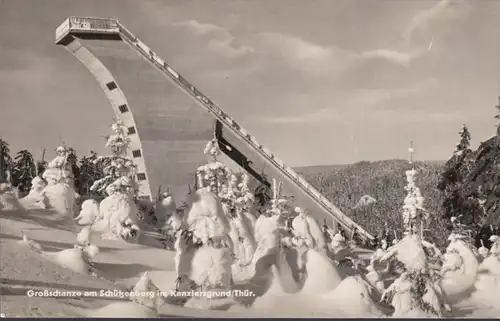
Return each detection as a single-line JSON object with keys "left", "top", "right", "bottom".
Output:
{"left": 408, "top": 141, "right": 414, "bottom": 165}
{"left": 0, "top": 143, "right": 5, "bottom": 182}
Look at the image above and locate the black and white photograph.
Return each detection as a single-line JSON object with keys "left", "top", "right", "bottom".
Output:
{"left": 0, "top": 0, "right": 499, "bottom": 318}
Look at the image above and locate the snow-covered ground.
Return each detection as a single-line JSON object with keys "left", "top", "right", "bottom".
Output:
{"left": 1, "top": 208, "right": 498, "bottom": 318}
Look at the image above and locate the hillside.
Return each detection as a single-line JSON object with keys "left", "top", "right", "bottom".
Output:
{"left": 297, "top": 159, "right": 449, "bottom": 246}
{"left": 459, "top": 136, "right": 500, "bottom": 225}
{"left": 293, "top": 164, "right": 348, "bottom": 176}
{"left": 439, "top": 135, "right": 500, "bottom": 227}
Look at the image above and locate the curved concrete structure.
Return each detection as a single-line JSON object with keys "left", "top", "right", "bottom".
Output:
{"left": 62, "top": 37, "right": 152, "bottom": 199}
{"left": 55, "top": 16, "right": 374, "bottom": 241}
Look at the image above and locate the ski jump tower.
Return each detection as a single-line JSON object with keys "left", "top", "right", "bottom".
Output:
{"left": 55, "top": 17, "right": 374, "bottom": 241}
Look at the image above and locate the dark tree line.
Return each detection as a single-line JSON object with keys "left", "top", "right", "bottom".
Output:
{"left": 0, "top": 138, "right": 105, "bottom": 197}
{"left": 1, "top": 139, "right": 39, "bottom": 194}
{"left": 0, "top": 138, "right": 12, "bottom": 182}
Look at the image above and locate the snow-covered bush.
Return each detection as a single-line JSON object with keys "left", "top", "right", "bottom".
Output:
{"left": 0, "top": 182, "right": 22, "bottom": 211}
{"left": 155, "top": 188, "right": 177, "bottom": 225}
{"left": 449, "top": 216, "right": 475, "bottom": 245}
{"left": 42, "top": 145, "right": 74, "bottom": 185}
{"left": 222, "top": 173, "right": 257, "bottom": 262}
{"left": 253, "top": 178, "right": 288, "bottom": 258}
{"left": 182, "top": 185, "right": 231, "bottom": 246}
{"left": 476, "top": 235, "right": 500, "bottom": 279}
{"left": 291, "top": 207, "right": 327, "bottom": 252}
{"left": 97, "top": 175, "right": 141, "bottom": 240}
{"left": 490, "top": 235, "right": 500, "bottom": 257}
{"left": 19, "top": 176, "right": 47, "bottom": 210}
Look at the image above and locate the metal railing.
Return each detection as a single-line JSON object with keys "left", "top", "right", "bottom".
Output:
{"left": 119, "top": 24, "right": 373, "bottom": 240}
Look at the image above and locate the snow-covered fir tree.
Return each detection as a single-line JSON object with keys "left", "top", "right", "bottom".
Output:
{"left": 195, "top": 139, "right": 258, "bottom": 267}
{"left": 90, "top": 120, "right": 138, "bottom": 196}
{"left": 170, "top": 139, "right": 244, "bottom": 309}
{"left": 38, "top": 144, "right": 79, "bottom": 216}
{"left": 78, "top": 151, "right": 101, "bottom": 196}
{"left": 380, "top": 147, "right": 446, "bottom": 317}
{"left": 219, "top": 172, "right": 255, "bottom": 219}
{"left": 195, "top": 138, "right": 231, "bottom": 196}
{"left": 85, "top": 120, "right": 141, "bottom": 241}
{"left": 438, "top": 123, "right": 477, "bottom": 226}
{"left": 455, "top": 124, "right": 471, "bottom": 156}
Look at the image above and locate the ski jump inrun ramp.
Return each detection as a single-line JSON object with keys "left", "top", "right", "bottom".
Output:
{"left": 55, "top": 16, "right": 374, "bottom": 242}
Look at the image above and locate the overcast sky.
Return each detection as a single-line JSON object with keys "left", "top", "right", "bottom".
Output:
{"left": 0, "top": 0, "right": 499, "bottom": 166}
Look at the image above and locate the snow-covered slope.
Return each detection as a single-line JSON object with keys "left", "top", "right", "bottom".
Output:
{"left": 1, "top": 208, "right": 498, "bottom": 318}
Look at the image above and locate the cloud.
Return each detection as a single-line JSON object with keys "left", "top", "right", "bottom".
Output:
{"left": 166, "top": 19, "right": 444, "bottom": 126}
{"left": 251, "top": 10, "right": 440, "bottom": 73}
{"left": 173, "top": 16, "right": 433, "bottom": 82}
{"left": 357, "top": 49, "right": 418, "bottom": 67}
{"left": 256, "top": 32, "right": 332, "bottom": 62}
{"left": 405, "top": 0, "right": 452, "bottom": 40}
{"left": 352, "top": 1, "right": 469, "bottom": 68}
{"left": 403, "top": 0, "right": 470, "bottom": 42}
{"left": 148, "top": 11, "right": 483, "bottom": 133}
{"left": 207, "top": 39, "right": 253, "bottom": 59}
{"left": 357, "top": 39, "right": 433, "bottom": 67}
{"left": 173, "top": 20, "right": 223, "bottom": 36}
{"left": 173, "top": 20, "right": 254, "bottom": 58}
{"left": 253, "top": 32, "right": 354, "bottom": 76}
{"left": 173, "top": 22, "right": 354, "bottom": 77}
{"left": 256, "top": 79, "right": 439, "bottom": 125}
